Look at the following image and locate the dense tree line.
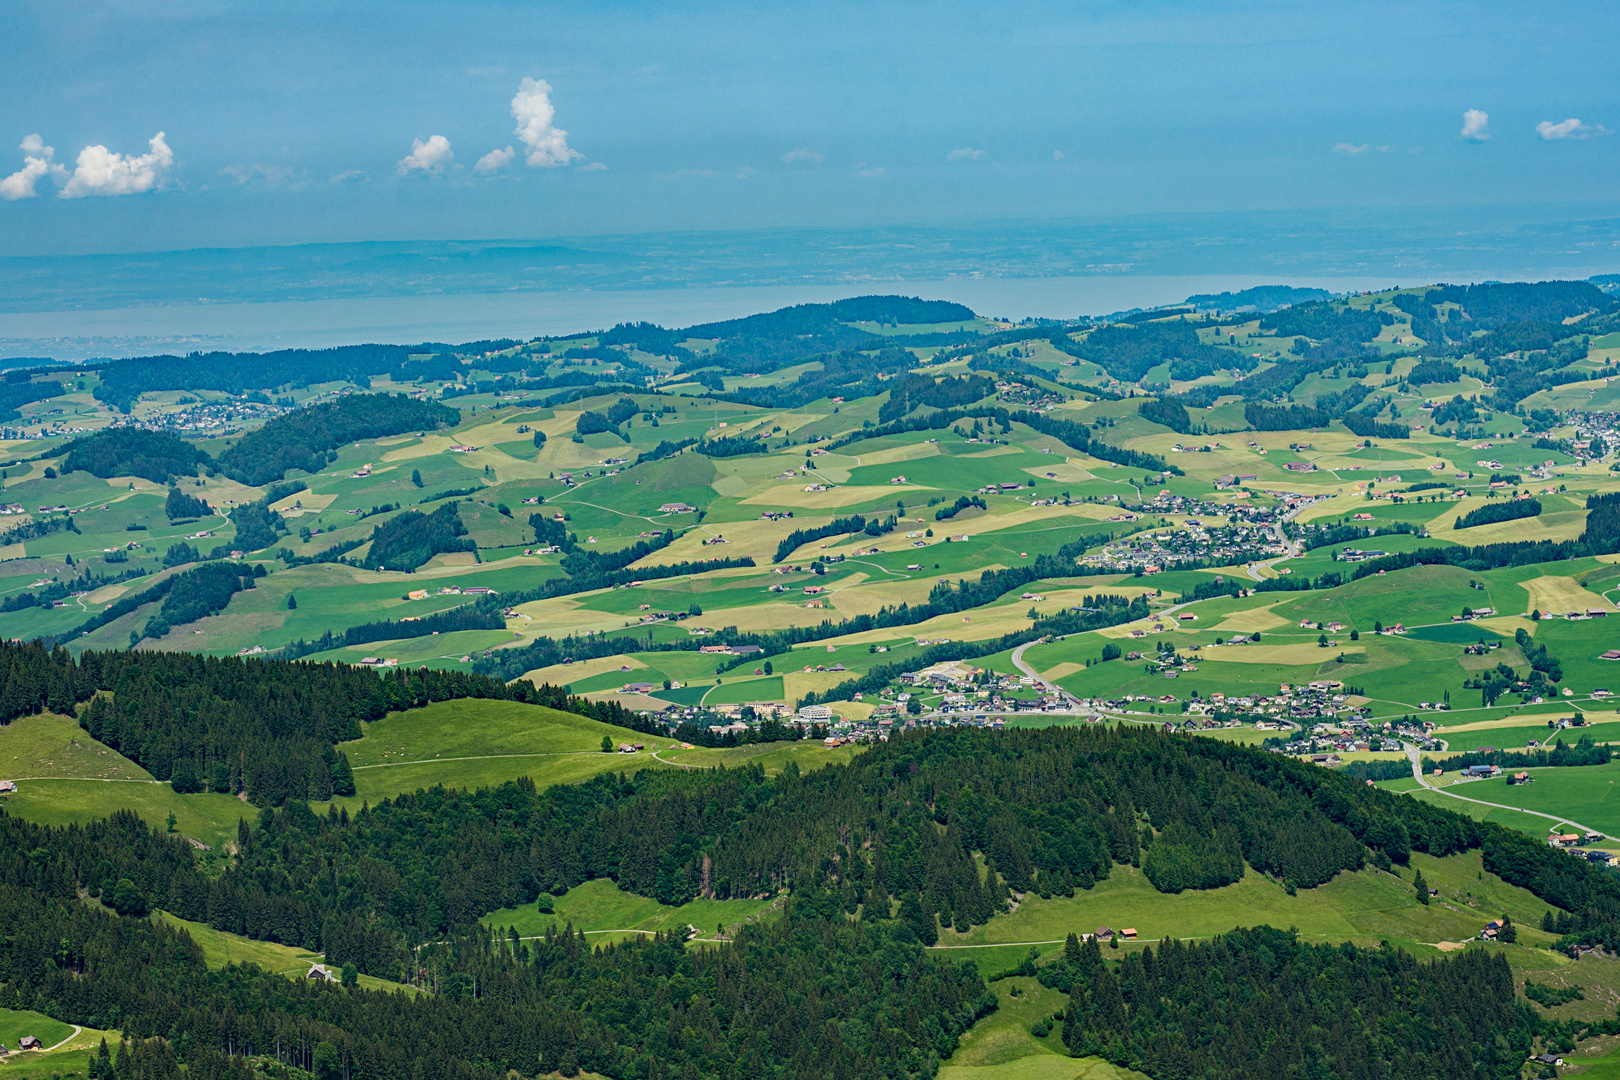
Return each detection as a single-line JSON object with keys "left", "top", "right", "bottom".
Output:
{"left": 136, "top": 562, "right": 261, "bottom": 644}
{"left": 1259, "top": 302, "right": 1393, "bottom": 361}
{"left": 774, "top": 514, "right": 880, "bottom": 562}
{"left": 0, "top": 641, "right": 555, "bottom": 804}
{"left": 577, "top": 396, "right": 639, "bottom": 437}
{"left": 42, "top": 726, "right": 1474, "bottom": 973}
{"left": 1408, "top": 359, "right": 1462, "bottom": 385}
{"left": 934, "top": 495, "right": 987, "bottom": 520}
{"left": 1296, "top": 520, "right": 1419, "bottom": 552}
{"left": 1137, "top": 397, "right": 1195, "bottom": 433}
{"left": 1456, "top": 498, "right": 1543, "bottom": 530}
{"left": 1434, "top": 736, "right": 1611, "bottom": 774}
{"left": 89, "top": 343, "right": 440, "bottom": 413}
{"left": 56, "top": 427, "right": 210, "bottom": 482}
{"left": 0, "top": 374, "right": 65, "bottom": 421}
{"left": 5, "top": 720, "right": 1620, "bottom": 1076}
{"left": 1068, "top": 319, "right": 1233, "bottom": 383}
{"left": 0, "top": 839, "right": 992, "bottom": 1080}
{"left": 0, "top": 563, "right": 150, "bottom": 614}
{"left": 1354, "top": 491, "right": 1620, "bottom": 579}
{"left": 878, "top": 373, "right": 996, "bottom": 423}
{"left": 165, "top": 484, "right": 211, "bottom": 520}
{"left": 57, "top": 428, "right": 211, "bottom": 483}
{"left": 1049, "top": 927, "right": 1531, "bottom": 1079}
{"left": 696, "top": 432, "right": 769, "bottom": 457}
{"left": 813, "top": 403, "right": 1178, "bottom": 476}
{"left": 362, "top": 501, "right": 474, "bottom": 572}
{"left": 1341, "top": 407, "right": 1410, "bottom": 439}
{"left": 283, "top": 604, "right": 508, "bottom": 656}
{"left": 216, "top": 393, "right": 459, "bottom": 486}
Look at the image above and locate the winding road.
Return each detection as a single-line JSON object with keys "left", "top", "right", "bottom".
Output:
{"left": 1403, "top": 742, "right": 1598, "bottom": 835}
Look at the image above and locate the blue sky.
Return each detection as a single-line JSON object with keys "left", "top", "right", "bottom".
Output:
{"left": 2, "top": 0, "right": 1617, "bottom": 256}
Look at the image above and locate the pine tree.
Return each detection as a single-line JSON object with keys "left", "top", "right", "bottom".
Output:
{"left": 1414, "top": 868, "right": 1430, "bottom": 905}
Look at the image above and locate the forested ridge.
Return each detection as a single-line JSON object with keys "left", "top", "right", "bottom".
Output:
{"left": 2, "top": 722, "right": 1620, "bottom": 1078}
{"left": 57, "top": 427, "right": 212, "bottom": 483}
{"left": 216, "top": 393, "right": 459, "bottom": 486}
{"left": 36, "top": 725, "right": 1478, "bottom": 977}
{"left": 0, "top": 641, "right": 562, "bottom": 804}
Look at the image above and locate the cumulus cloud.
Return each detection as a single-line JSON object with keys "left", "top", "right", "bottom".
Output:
{"left": 57, "top": 132, "right": 173, "bottom": 198}
{"left": 397, "top": 135, "right": 454, "bottom": 175}
{"left": 329, "top": 169, "right": 368, "bottom": 184}
{"left": 580, "top": 161, "right": 608, "bottom": 172}
{"left": 0, "top": 134, "right": 66, "bottom": 200}
{"left": 1052, "top": 150, "right": 1064, "bottom": 161}
{"left": 1460, "top": 109, "right": 1490, "bottom": 141}
{"left": 511, "top": 77, "right": 581, "bottom": 167}
{"left": 947, "top": 147, "right": 986, "bottom": 161}
{"left": 856, "top": 162, "right": 885, "bottom": 177}
{"left": 1333, "top": 142, "right": 1370, "bottom": 156}
{"left": 781, "top": 147, "right": 823, "bottom": 164}
{"left": 1537, "top": 118, "right": 1608, "bottom": 140}
{"left": 475, "top": 146, "right": 515, "bottom": 173}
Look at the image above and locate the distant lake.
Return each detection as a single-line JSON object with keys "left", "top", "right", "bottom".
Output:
{"left": 3, "top": 208, "right": 1616, "bottom": 359}
{"left": 0, "top": 273, "right": 1398, "bottom": 359}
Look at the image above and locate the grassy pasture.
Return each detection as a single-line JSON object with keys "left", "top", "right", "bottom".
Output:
{"left": 934, "top": 850, "right": 1556, "bottom": 957}
{"left": 482, "top": 878, "right": 780, "bottom": 946}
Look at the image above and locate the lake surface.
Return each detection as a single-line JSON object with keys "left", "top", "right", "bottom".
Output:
{"left": 3, "top": 209, "right": 1616, "bottom": 359}
{"left": 0, "top": 274, "right": 1395, "bottom": 359}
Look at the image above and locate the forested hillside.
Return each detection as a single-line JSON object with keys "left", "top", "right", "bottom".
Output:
{"left": 216, "top": 393, "right": 459, "bottom": 486}
{"left": 0, "top": 721, "right": 1616, "bottom": 1079}
{"left": 58, "top": 427, "right": 212, "bottom": 482}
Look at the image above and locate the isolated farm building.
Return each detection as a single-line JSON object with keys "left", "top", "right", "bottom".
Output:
{"left": 19, "top": 1036, "right": 41, "bottom": 1050}
{"left": 306, "top": 964, "right": 338, "bottom": 982}
{"left": 0, "top": 780, "right": 15, "bottom": 793}
{"left": 659, "top": 502, "right": 696, "bottom": 513}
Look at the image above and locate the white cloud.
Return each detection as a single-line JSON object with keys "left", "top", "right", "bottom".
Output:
{"left": 1537, "top": 117, "right": 1608, "bottom": 140}
{"left": 58, "top": 132, "right": 173, "bottom": 198}
{"left": 329, "top": 169, "right": 368, "bottom": 184}
{"left": 1052, "top": 150, "right": 1064, "bottom": 161}
{"left": 1333, "top": 142, "right": 1370, "bottom": 156}
{"left": 781, "top": 147, "right": 823, "bottom": 164}
{"left": 947, "top": 147, "right": 986, "bottom": 161}
{"left": 856, "top": 162, "right": 885, "bottom": 177}
{"left": 0, "top": 134, "right": 66, "bottom": 200}
{"left": 475, "top": 146, "right": 515, "bottom": 173}
{"left": 1460, "top": 109, "right": 1490, "bottom": 141}
{"left": 511, "top": 77, "right": 581, "bottom": 168}
{"left": 397, "top": 135, "right": 453, "bottom": 175}
{"left": 580, "top": 161, "right": 608, "bottom": 172}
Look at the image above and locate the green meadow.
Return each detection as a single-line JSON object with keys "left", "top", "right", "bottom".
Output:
{"left": 482, "top": 878, "right": 781, "bottom": 946}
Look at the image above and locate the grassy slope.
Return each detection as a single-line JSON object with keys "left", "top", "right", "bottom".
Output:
{"left": 0, "top": 712, "right": 248, "bottom": 849}
{"left": 938, "top": 977, "right": 1147, "bottom": 1080}
{"left": 154, "top": 911, "right": 413, "bottom": 994}
{"left": 482, "top": 878, "right": 781, "bottom": 946}
{"left": 327, "top": 697, "right": 856, "bottom": 807}
{"left": 933, "top": 849, "right": 1557, "bottom": 959}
